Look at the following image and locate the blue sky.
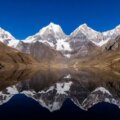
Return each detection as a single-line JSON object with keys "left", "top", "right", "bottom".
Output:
{"left": 0, "top": 0, "right": 120, "bottom": 39}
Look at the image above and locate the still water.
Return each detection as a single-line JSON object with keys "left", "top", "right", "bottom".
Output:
{"left": 0, "top": 68, "right": 120, "bottom": 120}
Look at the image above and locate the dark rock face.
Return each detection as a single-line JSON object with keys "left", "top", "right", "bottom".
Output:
{"left": 66, "top": 36, "right": 100, "bottom": 58}
{"left": 104, "top": 37, "right": 120, "bottom": 51}
{"left": 29, "top": 42, "right": 64, "bottom": 61}
{"left": 16, "top": 41, "right": 65, "bottom": 62}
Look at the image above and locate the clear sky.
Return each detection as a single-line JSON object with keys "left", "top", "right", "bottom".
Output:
{"left": 0, "top": 0, "right": 120, "bottom": 39}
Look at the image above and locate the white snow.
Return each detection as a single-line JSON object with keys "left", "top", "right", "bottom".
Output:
{"left": 24, "top": 37, "right": 55, "bottom": 47}
{"left": 91, "top": 39, "right": 110, "bottom": 47}
{"left": 51, "top": 101, "right": 61, "bottom": 111}
{"left": 97, "top": 39, "right": 110, "bottom": 46}
{"left": 40, "top": 22, "right": 61, "bottom": 35}
{"left": 93, "top": 87, "right": 112, "bottom": 96}
{"left": 105, "top": 98, "right": 110, "bottom": 102}
{"left": 56, "top": 39, "right": 72, "bottom": 51}
{"left": 24, "top": 37, "right": 72, "bottom": 53}
{"left": 0, "top": 94, "right": 13, "bottom": 105}
{"left": 39, "top": 98, "right": 61, "bottom": 112}
{"left": 56, "top": 81, "right": 72, "bottom": 95}
{"left": 38, "top": 22, "right": 66, "bottom": 40}
{"left": 0, "top": 86, "right": 18, "bottom": 105}
{"left": 64, "top": 74, "right": 71, "bottom": 79}
{"left": 64, "top": 54, "right": 71, "bottom": 58}
{"left": 70, "top": 23, "right": 120, "bottom": 47}
{"left": 8, "top": 39, "right": 19, "bottom": 48}
{"left": 39, "top": 40, "right": 55, "bottom": 47}
{"left": 6, "top": 86, "right": 18, "bottom": 94}
{"left": 21, "top": 90, "right": 35, "bottom": 96}
{"left": 23, "top": 38, "right": 34, "bottom": 43}
{"left": 38, "top": 81, "right": 72, "bottom": 95}
{"left": 0, "top": 27, "right": 19, "bottom": 48}
{"left": 103, "top": 25, "right": 120, "bottom": 37}
{"left": 0, "top": 27, "right": 15, "bottom": 40}
{"left": 1, "top": 23, "right": 120, "bottom": 52}
{"left": 71, "top": 23, "right": 100, "bottom": 40}
{"left": 39, "top": 86, "right": 54, "bottom": 94}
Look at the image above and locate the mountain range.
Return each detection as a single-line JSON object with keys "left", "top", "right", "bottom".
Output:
{"left": 0, "top": 22, "right": 120, "bottom": 68}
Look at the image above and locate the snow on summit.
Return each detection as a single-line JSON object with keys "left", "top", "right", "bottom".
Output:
{"left": 0, "top": 27, "right": 19, "bottom": 48}
{"left": 40, "top": 23, "right": 62, "bottom": 34}
{"left": 1, "top": 22, "right": 120, "bottom": 57}
{"left": 39, "top": 22, "right": 66, "bottom": 39}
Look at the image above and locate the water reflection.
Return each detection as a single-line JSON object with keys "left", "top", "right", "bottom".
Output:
{"left": 0, "top": 68, "right": 120, "bottom": 111}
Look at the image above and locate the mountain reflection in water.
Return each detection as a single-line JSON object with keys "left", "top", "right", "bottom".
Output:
{"left": 0, "top": 68, "right": 120, "bottom": 120}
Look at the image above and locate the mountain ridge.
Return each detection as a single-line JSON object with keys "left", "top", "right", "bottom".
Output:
{"left": 1, "top": 23, "right": 120, "bottom": 49}
{"left": 1, "top": 23, "right": 120, "bottom": 40}
{"left": 0, "top": 22, "right": 120, "bottom": 69}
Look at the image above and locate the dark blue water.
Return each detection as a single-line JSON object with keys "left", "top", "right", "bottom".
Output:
{"left": 0, "top": 94, "right": 120, "bottom": 120}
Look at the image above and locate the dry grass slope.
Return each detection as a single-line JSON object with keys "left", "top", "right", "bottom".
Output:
{"left": 0, "top": 42, "right": 38, "bottom": 69}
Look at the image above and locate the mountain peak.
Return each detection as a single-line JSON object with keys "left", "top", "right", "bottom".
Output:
{"left": 0, "top": 27, "right": 18, "bottom": 47}
{"left": 70, "top": 23, "right": 98, "bottom": 37}
{"left": 78, "top": 23, "right": 88, "bottom": 29}
{"left": 38, "top": 22, "right": 66, "bottom": 39}
{"left": 78, "top": 23, "right": 96, "bottom": 32}
{"left": 49, "top": 22, "right": 58, "bottom": 26}
{"left": 39, "top": 22, "right": 62, "bottom": 34}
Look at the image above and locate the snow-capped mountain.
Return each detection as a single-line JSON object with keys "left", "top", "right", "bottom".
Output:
{"left": 24, "top": 22, "right": 67, "bottom": 48}
{"left": 0, "top": 27, "right": 19, "bottom": 48}
{"left": 70, "top": 23, "right": 120, "bottom": 47}
{"left": 103, "top": 25, "right": 120, "bottom": 40}
{"left": 1, "top": 22, "right": 120, "bottom": 48}
{"left": 24, "top": 23, "right": 72, "bottom": 57}
{"left": 18, "top": 23, "right": 120, "bottom": 59}
{"left": 70, "top": 24, "right": 104, "bottom": 47}
{"left": 1, "top": 22, "right": 120, "bottom": 59}
{"left": 25, "top": 22, "right": 66, "bottom": 42}
{"left": 70, "top": 23, "right": 102, "bottom": 41}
